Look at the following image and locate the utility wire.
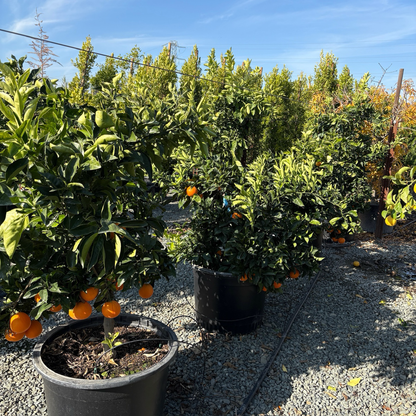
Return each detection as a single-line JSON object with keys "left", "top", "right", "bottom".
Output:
{"left": 1, "top": 28, "right": 298, "bottom": 101}
{"left": 0, "top": 28, "right": 221, "bottom": 85}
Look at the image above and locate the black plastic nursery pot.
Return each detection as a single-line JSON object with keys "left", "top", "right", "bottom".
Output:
{"left": 33, "top": 314, "right": 179, "bottom": 416}
{"left": 193, "top": 266, "right": 267, "bottom": 335}
{"left": 358, "top": 201, "right": 394, "bottom": 234}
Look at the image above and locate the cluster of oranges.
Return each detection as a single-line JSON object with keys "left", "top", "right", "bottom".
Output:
{"left": 239, "top": 268, "right": 300, "bottom": 293}
{"left": 4, "top": 282, "right": 155, "bottom": 342}
{"left": 5, "top": 312, "right": 43, "bottom": 342}
{"left": 328, "top": 229, "right": 346, "bottom": 244}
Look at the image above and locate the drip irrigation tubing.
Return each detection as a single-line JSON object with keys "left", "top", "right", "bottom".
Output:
{"left": 236, "top": 269, "right": 322, "bottom": 416}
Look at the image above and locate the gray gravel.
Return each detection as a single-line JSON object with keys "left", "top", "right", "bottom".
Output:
{"left": 1, "top": 201, "right": 416, "bottom": 416}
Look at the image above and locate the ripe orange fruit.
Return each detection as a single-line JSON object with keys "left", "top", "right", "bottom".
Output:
{"left": 331, "top": 237, "right": 339, "bottom": 242}
{"left": 232, "top": 212, "right": 242, "bottom": 219}
{"left": 336, "top": 229, "right": 341, "bottom": 234}
{"left": 34, "top": 293, "right": 41, "bottom": 302}
{"left": 262, "top": 286, "right": 267, "bottom": 292}
{"left": 240, "top": 274, "right": 248, "bottom": 282}
{"left": 68, "top": 308, "right": 78, "bottom": 320}
{"left": 273, "top": 281, "right": 282, "bottom": 289}
{"left": 385, "top": 215, "right": 396, "bottom": 227}
{"left": 186, "top": 186, "right": 197, "bottom": 197}
{"left": 316, "top": 161, "right": 322, "bottom": 167}
{"left": 80, "top": 287, "right": 99, "bottom": 302}
{"left": 115, "top": 281, "right": 124, "bottom": 291}
{"left": 353, "top": 261, "right": 360, "bottom": 267}
{"left": 25, "top": 320, "right": 43, "bottom": 339}
{"left": 216, "top": 250, "right": 222, "bottom": 256}
{"left": 72, "top": 302, "right": 92, "bottom": 320}
{"left": 10, "top": 312, "right": 32, "bottom": 334}
{"left": 289, "top": 269, "right": 300, "bottom": 279}
{"left": 5, "top": 329, "right": 25, "bottom": 342}
{"left": 101, "top": 300, "right": 121, "bottom": 318}
{"left": 338, "top": 237, "right": 346, "bottom": 244}
{"left": 49, "top": 305, "right": 62, "bottom": 312}
{"left": 138, "top": 283, "right": 154, "bottom": 299}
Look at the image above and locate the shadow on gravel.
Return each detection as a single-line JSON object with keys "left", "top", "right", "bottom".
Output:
{"left": 154, "top": 240, "right": 416, "bottom": 415}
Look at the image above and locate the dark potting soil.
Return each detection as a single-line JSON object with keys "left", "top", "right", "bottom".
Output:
{"left": 41, "top": 325, "right": 170, "bottom": 380}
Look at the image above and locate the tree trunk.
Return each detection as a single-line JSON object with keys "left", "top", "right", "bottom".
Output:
{"left": 103, "top": 317, "right": 115, "bottom": 352}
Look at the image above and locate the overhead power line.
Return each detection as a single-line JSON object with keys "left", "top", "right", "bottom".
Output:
{"left": 0, "top": 28, "right": 220, "bottom": 84}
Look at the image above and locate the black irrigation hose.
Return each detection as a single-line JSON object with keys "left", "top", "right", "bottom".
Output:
{"left": 236, "top": 269, "right": 322, "bottom": 416}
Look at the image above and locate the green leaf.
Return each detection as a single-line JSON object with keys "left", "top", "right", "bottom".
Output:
{"left": 23, "top": 96, "right": 40, "bottom": 121}
{"left": 33, "top": 302, "right": 53, "bottom": 320}
{"left": 80, "top": 233, "right": 98, "bottom": 267}
{"left": 87, "top": 235, "right": 104, "bottom": 271}
{"left": 114, "top": 234, "right": 121, "bottom": 267}
{"left": 64, "top": 158, "right": 80, "bottom": 182}
{"left": 292, "top": 198, "right": 304, "bottom": 207}
{"left": 0, "top": 209, "right": 29, "bottom": 257}
{"left": 6, "top": 158, "right": 28, "bottom": 183}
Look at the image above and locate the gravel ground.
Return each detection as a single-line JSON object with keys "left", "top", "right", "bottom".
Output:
{"left": 1, "top": 201, "right": 416, "bottom": 416}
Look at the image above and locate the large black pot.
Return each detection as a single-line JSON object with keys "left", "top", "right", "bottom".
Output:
{"left": 193, "top": 266, "right": 266, "bottom": 334}
{"left": 358, "top": 201, "right": 394, "bottom": 234}
{"left": 33, "top": 314, "right": 179, "bottom": 416}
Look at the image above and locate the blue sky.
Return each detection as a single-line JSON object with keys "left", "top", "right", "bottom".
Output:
{"left": 0, "top": 0, "right": 415, "bottom": 89}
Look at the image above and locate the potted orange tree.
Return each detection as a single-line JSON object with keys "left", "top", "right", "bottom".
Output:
{"left": 0, "top": 61, "right": 209, "bottom": 416}
{"left": 167, "top": 139, "right": 351, "bottom": 333}
{"left": 300, "top": 88, "right": 380, "bottom": 240}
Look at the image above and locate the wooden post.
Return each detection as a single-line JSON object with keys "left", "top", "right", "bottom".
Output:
{"left": 168, "top": 42, "right": 171, "bottom": 59}
{"left": 129, "top": 58, "right": 134, "bottom": 77}
{"left": 374, "top": 68, "right": 404, "bottom": 239}
{"left": 80, "top": 47, "right": 91, "bottom": 98}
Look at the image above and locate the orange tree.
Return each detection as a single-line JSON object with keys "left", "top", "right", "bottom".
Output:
{"left": 299, "top": 89, "right": 380, "bottom": 237}
{"left": 167, "top": 143, "right": 355, "bottom": 292}
{"left": 0, "top": 61, "right": 209, "bottom": 341}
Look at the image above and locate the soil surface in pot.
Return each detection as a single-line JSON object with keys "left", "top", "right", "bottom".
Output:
{"left": 41, "top": 325, "right": 169, "bottom": 380}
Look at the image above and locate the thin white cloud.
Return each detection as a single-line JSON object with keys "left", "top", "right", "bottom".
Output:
{"left": 199, "top": 0, "right": 268, "bottom": 25}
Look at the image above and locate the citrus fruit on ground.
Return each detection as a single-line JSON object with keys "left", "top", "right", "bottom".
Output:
{"left": 80, "top": 287, "right": 99, "bottom": 301}
{"left": 10, "top": 312, "right": 32, "bottom": 334}
{"left": 49, "top": 304, "right": 62, "bottom": 312}
{"left": 289, "top": 269, "right": 300, "bottom": 279}
{"left": 34, "top": 293, "right": 41, "bottom": 302}
{"left": 273, "top": 281, "right": 282, "bottom": 289}
{"left": 101, "top": 300, "right": 121, "bottom": 318}
{"left": 353, "top": 261, "right": 360, "bottom": 267}
{"left": 5, "top": 329, "right": 25, "bottom": 342}
{"left": 72, "top": 302, "right": 92, "bottom": 320}
{"left": 338, "top": 237, "right": 346, "bottom": 244}
{"left": 385, "top": 215, "right": 397, "bottom": 227}
{"left": 25, "top": 320, "right": 43, "bottom": 339}
{"left": 138, "top": 283, "right": 154, "bottom": 299}
{"left": 186, "top": 186, "right": 197, "bottom": 197}
{"left": 240, "top": 274, "right": 248, "bottom": 282}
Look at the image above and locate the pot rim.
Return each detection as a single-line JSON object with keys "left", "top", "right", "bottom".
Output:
{"left": 192, "top": 264, "right": 234, "bottom": 278}
{"left": 32, "top": 313, "right": 179, "bottom": 390}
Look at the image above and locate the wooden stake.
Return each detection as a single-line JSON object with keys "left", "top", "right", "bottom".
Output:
{"left": 374, "top": 68, "right": 404, "bottom": 239}
{"left": 130, "top": 57, "right": 134, "bottom": 77}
